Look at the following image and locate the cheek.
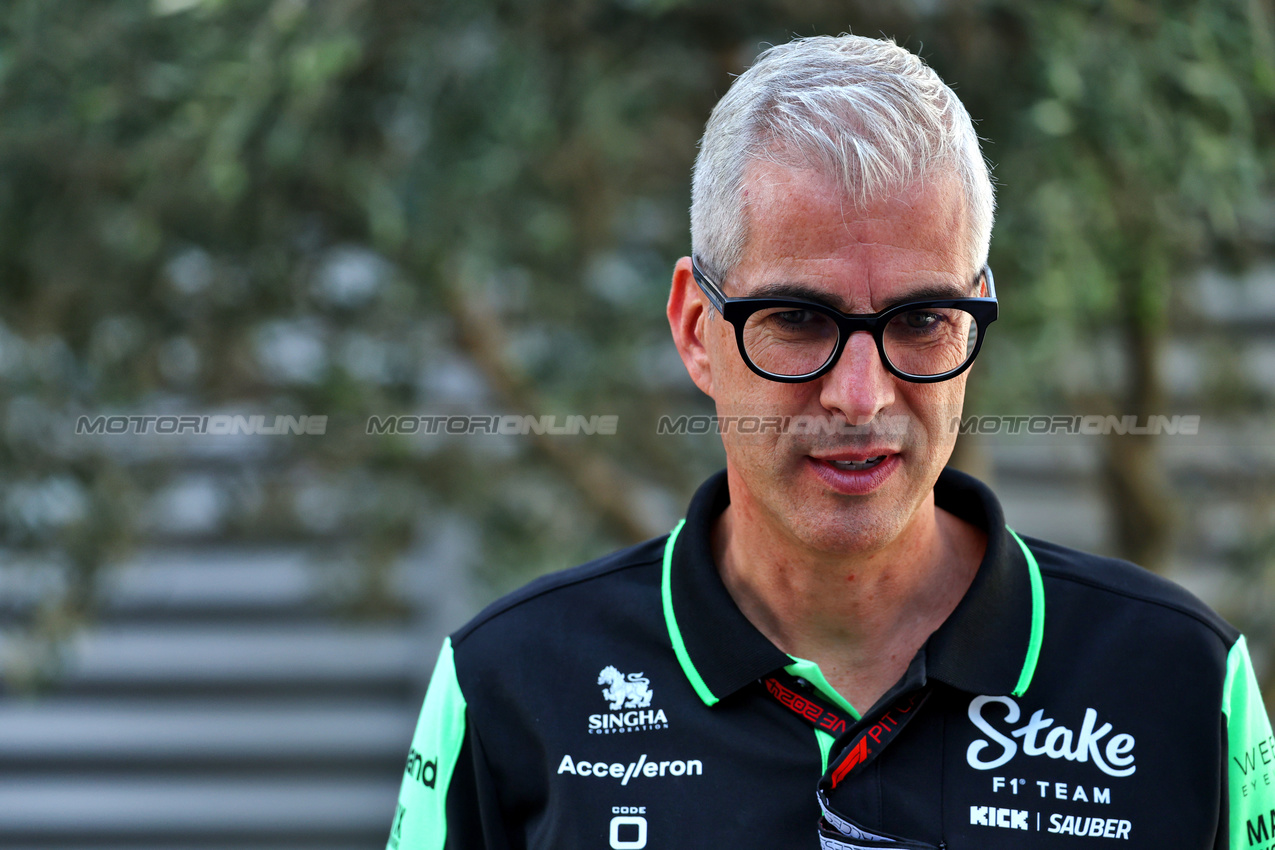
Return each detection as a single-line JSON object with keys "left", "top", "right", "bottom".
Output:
{"left": 704, "top": 324, "right": 760, "bottom": 409}
{"left": 704, "top": 320, "right": 735, "bottom": 370}
{"left": 901, "top": 382, "right": 966, "bottom": 445}
{"left": 703, "top": 318, "right": 743, "bottom": 383}
{"left": 715, "top": 376, "right": 817, "bottom": 420}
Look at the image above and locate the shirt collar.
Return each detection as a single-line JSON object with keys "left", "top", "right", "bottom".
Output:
{"left": 661, "top": 468, "right": 1044, "bottom": 707}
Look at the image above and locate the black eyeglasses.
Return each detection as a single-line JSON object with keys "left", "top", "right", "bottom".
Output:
{"left": 691, "top": 256, "right": 997, "bottom": 384}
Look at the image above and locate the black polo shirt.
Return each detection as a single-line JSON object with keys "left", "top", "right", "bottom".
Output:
{"left": 388, "top": 469, "right": 1275, "bottom": 849}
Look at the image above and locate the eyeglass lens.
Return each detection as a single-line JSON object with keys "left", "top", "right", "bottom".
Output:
{"left": 740, "top": 305, "right": 981, "bottom": 378}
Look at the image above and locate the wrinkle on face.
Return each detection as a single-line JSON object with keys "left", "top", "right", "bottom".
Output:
{"left": 731, "top": 163, "right": 971, "bottom": 313}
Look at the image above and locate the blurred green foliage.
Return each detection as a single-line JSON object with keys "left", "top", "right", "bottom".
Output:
{"left": 0, "top": 0, "right": 1272, "bottom": 687}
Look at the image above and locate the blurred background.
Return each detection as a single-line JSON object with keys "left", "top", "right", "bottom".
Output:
{"left": 0, "top": 0, "right": 1272, "bottom": 846}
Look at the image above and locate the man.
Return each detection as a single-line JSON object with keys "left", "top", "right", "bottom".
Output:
{"left": 389, "top": 35, "right": 1275, "bottom": 849}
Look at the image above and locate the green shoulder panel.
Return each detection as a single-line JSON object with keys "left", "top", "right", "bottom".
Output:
{"left": 387, "top": 637, "right": 469, "bottom": 850}
{"left": 1222, "top": 635, "right": 1275, "bottom": 849}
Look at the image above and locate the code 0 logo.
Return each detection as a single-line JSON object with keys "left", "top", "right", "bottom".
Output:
{"left": 610, "top": 806, "right": 647, "bottom": 849}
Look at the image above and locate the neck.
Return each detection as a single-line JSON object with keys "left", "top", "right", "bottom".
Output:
{"left": 712, "top": 480, "right": 985, "bottom": 712}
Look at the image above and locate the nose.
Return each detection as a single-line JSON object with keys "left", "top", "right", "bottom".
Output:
{"left": 818, "top": 331, "right": 896, "bottom": 426}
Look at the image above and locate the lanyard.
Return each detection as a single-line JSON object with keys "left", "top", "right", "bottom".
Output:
{"left": 759, "top": 672, "right": 940, "bottom": 850}
{"left": 760, "top": 670, "right": 855, "bottom": 737}
{"left": 816, "top": 789, "right": 939, "bottom": 850}
{"left": 821, "top": 687, "right": 929, "bottom": 790}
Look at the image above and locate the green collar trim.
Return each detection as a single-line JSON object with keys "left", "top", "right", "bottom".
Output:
{"left": 784, "top": 655, "right": 861, "bottom": 721}
{"left": 662, "top": 517, "right": 1045, "bottom": 706}
{"left": 661, "top": 519, "right": 719, "bottom": 706}
{"left": 1007, "top": 527, "right": 1045, "bottom": 697}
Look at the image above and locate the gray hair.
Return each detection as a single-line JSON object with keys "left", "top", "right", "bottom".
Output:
{"left": 690, "top": 34, "right": 995, "bottom": 282}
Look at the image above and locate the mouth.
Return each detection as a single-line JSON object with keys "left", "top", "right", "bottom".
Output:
{"left": 826, "top": 455, "right": 888, "bottom": 472}
{"left": 807, "top": 450, "right": 901, "bottom": 495}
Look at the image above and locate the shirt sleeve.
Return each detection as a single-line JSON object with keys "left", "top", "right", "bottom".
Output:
{"left": 388, "top": 637, "right": 507, "bottom": 850}
{"left": 1222, "top": 634, "right": 1275, "bottom": 850}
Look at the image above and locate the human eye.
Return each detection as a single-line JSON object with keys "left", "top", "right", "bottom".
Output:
{"left": 744, "top": 306, "right": 837, "bottom": 345}
{"left": 891, "top": 308, "right": 948, "bottom": 335}
{"left": 742, "top": 306, "right": 838, "bottom": 374}
{"left": 768, "top": 308, "right": 822, "bottom": 330}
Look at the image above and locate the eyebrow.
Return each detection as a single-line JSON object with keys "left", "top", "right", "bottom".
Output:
{"left": 744, "top": 281, "right": 976, "bottom": 313}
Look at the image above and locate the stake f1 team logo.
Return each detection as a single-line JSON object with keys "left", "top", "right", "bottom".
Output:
{"left": 965, "top": 695, "right": 1136, "bottom": 777}
{"left": 598, "top": 666, "right": 653, "bottom": 709}
{"left": 590, "top": 666, "right": 668, "bottom": 734}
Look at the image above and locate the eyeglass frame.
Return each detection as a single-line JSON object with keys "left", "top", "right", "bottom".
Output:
{"left": 689, "top": 255, "right": 998, "bottom": 384}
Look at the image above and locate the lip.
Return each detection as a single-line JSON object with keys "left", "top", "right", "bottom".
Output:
{"left": 811, "top": 448, "right": 900, "bottom": 463}
{"left": 807, "top": 451, "right": 901, "bottom": 495}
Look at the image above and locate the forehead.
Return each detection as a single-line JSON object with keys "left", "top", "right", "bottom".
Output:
{"left": 734, "top": 159, "right": 973, "bottom": 308}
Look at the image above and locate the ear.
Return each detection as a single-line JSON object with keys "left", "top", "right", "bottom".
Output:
{"left": 667, "top": 256, "right": 716, "bottom": 398}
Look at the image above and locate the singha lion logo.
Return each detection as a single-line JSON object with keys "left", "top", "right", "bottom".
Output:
{"left": 598, "top": 665, "right": 653, "bottom": 710}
